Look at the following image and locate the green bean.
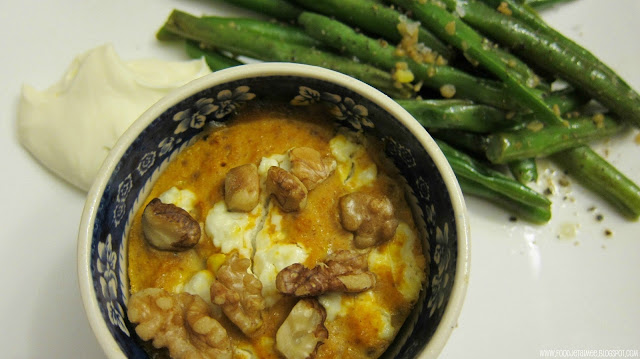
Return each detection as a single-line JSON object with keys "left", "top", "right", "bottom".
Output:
{"left": 431, "top": 130, "right": 488, "bottom": 156}
{"left": 518, "top": 0, "right": 576, "bottom": 11}
{"left": 485, "top": 114, "right": 625, "bottom": 164}
{"left": 297, "top": 11, "right": 520, "bottom": 110}
{"left": 451, "top": 0, "right": 640, "bottom": 128}
{"left": 508, "top": 158, "right": 538, "bottom": 184}
{"left": 458, "top": 177, "right": 551, "bottom": 223}
{"left": 396, "top": 99, "right": 511, "bottom": 133}
{"left": 291, "top": 0, "right": 454, "bottom": 59}
{"left": 185, "top": 41, "right": 243, "bottom": 71}
{"left": 200, "top": 16, "right": 321, "bottom": 47}
{"left": 212, "top": 0, "right": 302, "bottom": 21}
{"left": 437, "top": 139, "right": 551, "bottom": 222}
{"left": 161, "top": 10, "right": 414, "bottom": 99}
{"left": 387, "top": 0, "right": 564, "bottom": 126}
{"left": 551, "top": 146, "right": 640, "bottom": 220}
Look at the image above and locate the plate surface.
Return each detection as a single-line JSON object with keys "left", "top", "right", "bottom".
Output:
{"left": 0, "top": 0, "right": 638, "bottom": 358}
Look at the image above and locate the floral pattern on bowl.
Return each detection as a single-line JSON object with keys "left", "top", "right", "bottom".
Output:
{"left": 82, "top": 65, "right": 466, "bottom": 359}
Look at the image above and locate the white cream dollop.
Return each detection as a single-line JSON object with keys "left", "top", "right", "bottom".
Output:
{"left": 17, "top": 43, "right": 211, "bottom": 191}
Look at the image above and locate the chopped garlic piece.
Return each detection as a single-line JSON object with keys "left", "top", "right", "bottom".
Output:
{"left": 440, "top": 84, "right": 456, "bottom": 98}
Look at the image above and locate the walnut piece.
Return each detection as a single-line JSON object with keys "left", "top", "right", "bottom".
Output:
{"left": 128, "top": 288, "right": 232, "bottom": 359}
{"left": 289, "top": 147, "right": 336, "bottom": 190}
{"left": 224, "top": 163, "right": 260, "bottom": 212}
{"left": 276, "top": 298, "right": 328, "bottom": 359}
{"left": 266, "top": 166, "right": 308, "bottom": 212}
{"left": 339, "top": 192, "right": 399, "bottom": 248}
{"left": 276, "top": 250, "right": 376, "bottom": 297}
{"left": 142, "top": 198, "right": 201, "bottom": 251}
{"left": 210, "top": 252, "right": 265, "bottom": 336}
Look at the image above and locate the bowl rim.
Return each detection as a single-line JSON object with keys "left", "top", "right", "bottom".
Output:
{"left": 77, "top": 62, "right": 470, "bottom": 359}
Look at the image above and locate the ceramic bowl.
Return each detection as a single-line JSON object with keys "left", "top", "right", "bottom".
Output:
{"left": 78, "top": 62, "right": 470, "bottom": 359}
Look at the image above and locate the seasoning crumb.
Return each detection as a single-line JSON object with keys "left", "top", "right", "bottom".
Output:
{"left": 396, "top": 15, "right": 438, "bottom": 64}
{"left": 427, "top": 66, "right": 436, "bottom": 77}
{"left": 558, "top": 177, "right": 570, "bottom": 187}
{"left": 595, "top": 214, "right": 604, "bottom": 222}
{"left": 588, "top": 206, "right": 596, "bottom": 212}
{"left": 392, "top": 61, "right": 415, "bottom": 84}
{"left": 508, "top": 216, "right": 517, "bottom": 222}
{"left": 497, "top": 2, "right": 513, "bottom": 16}
{"left": 604, "top": 229, "right": 613, "bottom": 237}
{"left": 440, "top": 84, "right": 456, "bottom": 98}
{"left": 445, "top": 21, "right": 456, "bottom": 36}
{"left": 544, "top": 188, "right": 553, "bottom": 196}
{"left": 526, "top": 120, "right": 544, "bottom": 132}
{"left": 592, "top": 113, "right": 605, "bottom": 128}
{"left": 566, "top": 111, "right": 580, "bottom": 119}
{"left": 558, "top": 222, "right": 579, "bottom": 240}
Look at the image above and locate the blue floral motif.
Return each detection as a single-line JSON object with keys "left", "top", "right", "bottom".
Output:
{"left": 425, "top": 203, "right": 436, "bottom": 226}
{"left": 213, "top": 86, "right": 256, "bottom": 119}
{"left": 386, "top": 138, "right": 417, "bottom": 168}
{"left": 329, "top": 96, "right": 373, "bottom": 130}
{"left": 320, "top": 92, "right": 341, "bottom": 105}
{"left": 173, "top": 97, "right": 219, "bottom": 134}
{"left": 398, "top": 145, "right": 416, "bottom": 168}
{"left": 290, "top": 87, "right": 374, "bottom": 130}
{"left": 416, "top": 176, "right": 430, "bottom": 202}
{"left": 157, "top": 137, "right": 175, "bottom": 157}
{"left": 136, "top": 152, "right": 156, "bottom": 176}
{"left": 291, "top": 86, "right": 321, "bottom": 106}
{"left": 113, "top": 202, "right": 126, "bottom": 228}
{"left": 116, "top": 174, "right": 133, "bottom": 203}
{"left": 96, "top": 235, "right": 129, "bottom": 336}
{"left": 427, "top": 223, "right": 452, "bottom": 317}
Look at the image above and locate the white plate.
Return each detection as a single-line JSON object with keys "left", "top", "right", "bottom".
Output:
{"left": 0, "top": 0, "right": 638, "bottom": 358}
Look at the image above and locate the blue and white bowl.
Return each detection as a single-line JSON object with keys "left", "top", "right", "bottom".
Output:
{"left": 77, "top": 63, "right": 470, "bottom": 359}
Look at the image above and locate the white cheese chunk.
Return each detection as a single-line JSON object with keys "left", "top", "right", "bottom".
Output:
{"left": 318, "top": 292, "right": 344, "bottom": 322}
{"left": 253, "top": 206, "right": 308, "bottom": 307}
{"left": 182, "top": 270, "right": 215, "bottom": 303}
{"left": 205, "top": 201, "right": 263, "bottom": 259}
{"left": 369, "top": 222, "right": 425, "bottom": 302}
{"left": 329, "top": 134, "right": 377, "bottom": 190}
{"left": 158, "top": 187, "right": 197, "bottom": 214}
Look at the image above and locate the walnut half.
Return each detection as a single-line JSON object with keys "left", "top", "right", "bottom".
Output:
{"left": 266, "top": 166, "right": 308, "bottom": 212}
{"left": 276, "top": 250, "right": 376, "bottom": 297}
{"left": 210, "top": 252, "right": 265, "bottom": 336}
{"left": 339, "top": 192, "right": 398, "bottom": 248}
{"left": 224, "top": 163, "right": 260, "bottom": 212}
{"left": 128, "top": 288, "right": 232, "bottom": 359}
{"left": 276, "top": 298, "right": 328, "bottom": 359}
{"left": 142, "top": 198, "right": 201, "bottom": 251}
{"left": 289, "top": 147, "right": 336, "bottom": 190}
